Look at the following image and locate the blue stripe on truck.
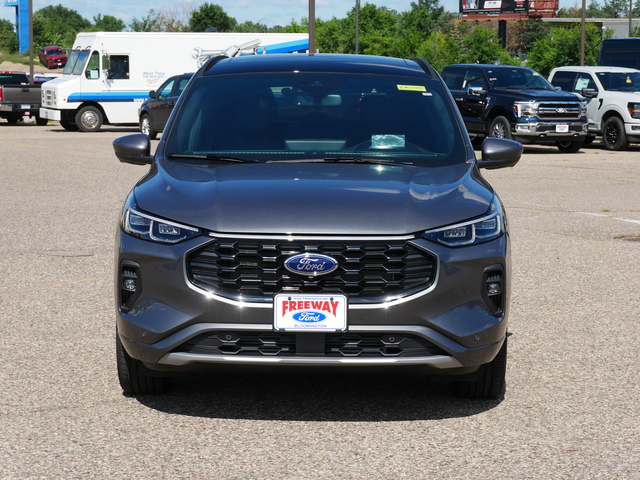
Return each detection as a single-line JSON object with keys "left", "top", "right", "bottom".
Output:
{"left": 68, "top": 92, "right": 150, "bottom": 103}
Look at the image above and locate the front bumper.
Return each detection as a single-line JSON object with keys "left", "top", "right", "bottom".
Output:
{"left": 116, "top": 231, "right": 510, "bottom": 374}
{"left": 39, "top": 108, "right": 62, "bottom": 121}
{"left": 513, "top": 121, "right": 588, "bottom": 139}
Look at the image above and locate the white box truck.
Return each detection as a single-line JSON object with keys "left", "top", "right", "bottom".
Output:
{"left": 39, "top": 32, "right": 309, "bottom": 131}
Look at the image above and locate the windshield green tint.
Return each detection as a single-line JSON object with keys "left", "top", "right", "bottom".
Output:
{"left": 63, "top": 49, "right": 91, "bottom": 75}
{"left": 486, "top": 68, "right": 553, "bottom": 90}
{"left": 164, "top": 72, "right": 468, "bottom": 167}
{"left": 597, "top": 71, "right": 640, "bottom": 91}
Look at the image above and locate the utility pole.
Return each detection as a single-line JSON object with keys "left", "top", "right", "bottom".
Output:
{"left": 309, "top": 0, "right": 316, "bottom": 54}
{"left": 580, "top": 0, "right": 586, "bottom": 66}
{"left": 355, "top": 0, "right": 360, "bottom": 54}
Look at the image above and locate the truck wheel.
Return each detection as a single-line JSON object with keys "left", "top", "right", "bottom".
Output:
{"left": 35, "top": 116, "right": 49, "bottom": 126}
{"left": 602, "top": 116, "right": 627, "bottom": 151}
{"left": 555, "top": 139, "right": 583, "bottom": 153}
{"left": 116, "top": 334, "right": 168, "bottom": 395}
{"left": 140, "top": 113, "right": 157, "bottom": 140}
{"left": 488, "top": 116, "right": 512, "bottom": 139}
{"left": 75, "top": 106, "right": 103, "bottom": 132}
{"left": 450, "top": 337, "right": 507, "bottom": 400}
{"left": 60, "top": 119, "right": 79, "bottom": 131}
{"left": 6, "top": 114, "right": 22, "bottom": 124}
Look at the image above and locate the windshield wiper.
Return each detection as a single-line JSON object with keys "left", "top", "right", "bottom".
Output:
{"left": 323, "top": 157, "right": 415, "bottom": 167}
{"left": 168, "top": 154, "right": 257, "bottom": 163}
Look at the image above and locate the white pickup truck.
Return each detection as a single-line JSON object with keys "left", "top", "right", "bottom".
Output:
{"left": 549, "top": 66, "right": 640, "bottom": 150}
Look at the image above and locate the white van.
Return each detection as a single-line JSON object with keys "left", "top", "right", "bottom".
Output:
{"left": 39, "top": 32, "right": 308, "bottom": 131}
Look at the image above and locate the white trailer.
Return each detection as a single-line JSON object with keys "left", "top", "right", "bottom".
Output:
{"left": 39, "top": 32, "right": 309, "bottom": 131}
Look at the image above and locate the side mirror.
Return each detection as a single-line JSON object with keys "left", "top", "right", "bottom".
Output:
{"left": 468, "top": 87, "right": 487, "bottom": 96}
{"left": 149, "top": 90, "right": 158, "bottom": 99}
{"left": 113, "top": 134, "right": 153, "bottom": 165}
{"left": 477, "top": 137, "right": 522, "bottom": 169}
{"left": 581, "top": 88, "right": 598, "bottom": 98}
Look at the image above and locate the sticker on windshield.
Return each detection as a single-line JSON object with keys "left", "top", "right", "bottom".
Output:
{"left": 397, "top": 85, "right": 426, "bottom": 92}
{"left": 371, "top": 134, "right": 405, "bottom": 148}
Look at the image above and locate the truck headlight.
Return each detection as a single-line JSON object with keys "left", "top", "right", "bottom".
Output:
{"left": 628, "top": 102, "right": 640, "bottom": 119}
{"left": 514, "top": 101, "right": 537, "bottom": 118}
{"left": 422, "top": 197, "right": 505, "bottom": 247}
{"left": 580, "top": 101, "right": 588, "bottom": 116}
{"left": 122, "top": 205, "right": 201, "bottom": 244}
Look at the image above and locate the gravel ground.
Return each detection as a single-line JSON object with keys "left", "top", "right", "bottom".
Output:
{"left": 0, "top": 125, "right": 638, "bottom": 479}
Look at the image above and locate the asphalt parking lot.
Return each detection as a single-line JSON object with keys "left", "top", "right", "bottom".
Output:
{"left": 1, "top": 123, "right": 638, "bottom": 479}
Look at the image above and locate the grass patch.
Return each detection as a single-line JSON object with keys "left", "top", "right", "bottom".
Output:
{"left": 0, "top": 52, "right": 32, "bottom": 65}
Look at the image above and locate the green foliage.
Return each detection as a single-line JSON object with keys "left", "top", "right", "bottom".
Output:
{"left": 33, "top": 4, "right": 91, "bottom": 48}
{"left": 92, "top": 14, "right": 126, "bottom": 32}
{"left": 415, "top": 31, "right": 461, "bottom": 71}
{"left": 235, "top": 21, "right": 268, "bottom": 33}
{"left": 189, "top": 3, "right": 237, "bottom": 32}
{"left": 508, "top": 20, "right": 550, "bottom": 54}
{"left": 0, "top": 18, "right": 18, "bottom": 53}
{"left": 129, "top": 10, "right": 160, "bottom": 32}
{"left": 459, "top": 26, "right": 512, "bottom": 65}
{"left": 528, "top": 23, "right": 603, "bottom": 76}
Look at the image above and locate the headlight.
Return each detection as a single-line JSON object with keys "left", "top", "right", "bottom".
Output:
{"left": 628, "top": 102, "right": 640, "bottom": 119}
{"left": 514, "top": 101, "right": 537, "bottom": 118}
{"left": 580, "top": 101, "right": 588, "bottom": 116}
{"left": 423, "top": 197, "right": 505, "bottom": 247}
{"left": 122, "top": 207, "right": 201, "bottom": 244}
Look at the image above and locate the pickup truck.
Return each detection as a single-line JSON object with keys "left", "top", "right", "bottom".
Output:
{"left": 0, "top": 72, "right": 47, "bottom": 125}
{"left": 441, "top": 64, "right": 588, "bottom": 153}
{"left": 549, "top": 66, "right": 640, "bottom": 150}
{"left": 38, "top": 46, "right": 67, "bottom": 69}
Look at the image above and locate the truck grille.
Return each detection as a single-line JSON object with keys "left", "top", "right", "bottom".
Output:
{"left": 175, "top": 331, "right": 446, "bottom": 357}
{"left": 186, "top": 237, "right": 437, "bottom": 303}
{"left": 537, "top": 102, "right": 582, "bottom": 120}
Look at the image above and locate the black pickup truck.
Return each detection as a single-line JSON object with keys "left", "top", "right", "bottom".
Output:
{"left": 441, "top": 64, "right": 588, "bottom": 153}
{"left": 0, "top": 72, "right": 46, "bottom": 125}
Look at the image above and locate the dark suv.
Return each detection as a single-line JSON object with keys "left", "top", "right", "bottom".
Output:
{"left": 113, "top": 54, "right": 522, "bottom": 399}
{"left": 441, "top": 64, "right": 588, "bottom": 153}
{"left": 138, "top": 73, "right": 192, "bottom": 139}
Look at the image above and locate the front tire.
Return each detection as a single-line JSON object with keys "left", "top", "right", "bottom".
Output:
{"left": 602, "top": 116, "right": 627, "bottom": 151}
{"left": 139, "top": 113, "right": 157, "bottom": 140}
{"left": 451, "top": 337, "right": 507, "bottom": 400}
{"left": 555, "top": 139, "right": 583, "bottom": 153}
{"left": 488, "top": 116, "right": 512, "bottom": 139}
{"left": 116, "top": 334, "right": 168, "bottom": 395}
{"left": 75, "top": 106, "right": 103, "bottom": 132}
{"left": 35, "top": 115, "right": 48, "bottom": 126}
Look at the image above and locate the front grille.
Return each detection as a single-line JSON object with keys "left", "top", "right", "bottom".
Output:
{"left": 537, "top": 102, "right": 582, "bottom": 120}
{"left": 187, "top": 237, "right": 437, "bottom": 303}
{"left": 176, "top": 332, "right": 446, "bottom": 358}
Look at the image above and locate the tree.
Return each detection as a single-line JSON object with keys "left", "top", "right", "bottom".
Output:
{"left": 188, "top": 3, "right": 236, "bottom": 32}
{"left": 528, "top": 23, "right": 603, "bottom": 75}
{"left": 415, "top": 30, "right": 461, "bottom": 71}
{"left": 0, "top": 18, "right": 18, "bottom": 53}
{"left": 508, "top": 20, "right": 550, "bottom": 54}
{"left": 459, "top": 25, "right": 512, "bottom": 65}
{"left": 33, "top": 4, "right": 90, "bottom": 48}
{"left": 235, "top": 21, "right": 268, "bottom": 33}
{"left": 129, "top": 10, "right": 160, "bottom": 32}
{"left": 92, "top": 14, "right": 125, "bottom": 32}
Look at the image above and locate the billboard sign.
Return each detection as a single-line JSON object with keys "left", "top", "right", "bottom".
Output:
{"left": 460, "top": 0, "right": 528, "bottom": 14}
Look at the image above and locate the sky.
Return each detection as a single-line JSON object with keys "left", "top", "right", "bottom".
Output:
{"left": 0, "top": 0, "right": 577, "bottom": 29}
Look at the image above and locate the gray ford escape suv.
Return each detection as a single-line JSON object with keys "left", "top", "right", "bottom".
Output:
{"left": 113, "top": 54, "right": 522, "bottom": 399}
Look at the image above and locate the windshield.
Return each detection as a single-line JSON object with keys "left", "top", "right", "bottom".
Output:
{"left": 164, "top": 72, "right": 467, "bottom": 167}
{"left": 487, "top": 68, "right": 554, "bottom": 90}
{"left": 597, "top": 71, "right": 640, "bottom": 91}
{"left": 47, "top": 49, "right": 64, "bottom": 56}
{"left": 63, "top": 49, "right": 91, "bottom": 75}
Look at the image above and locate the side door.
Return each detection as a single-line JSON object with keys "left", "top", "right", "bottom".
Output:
{"left": 572, "top": 72, "right": 600, "bottom": 130}
{"left": 150, "top": 77, "right": 177, "bottom": 131}
{"left": 443, "top": 67, "right": 482, "bottom": 135}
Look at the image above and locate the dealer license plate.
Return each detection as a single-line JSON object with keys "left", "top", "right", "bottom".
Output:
{"left": 274, "top": 293, "right": 347, "bottom": 332}
{"left": 556, "top": 125, "right": 569, "bottom": 133}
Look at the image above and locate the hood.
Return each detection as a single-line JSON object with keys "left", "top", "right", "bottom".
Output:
{"left": 134, "top": 160, "right": 494, "bottom": 235}
{"left": 495, "top": 89, "right": 581, "bottom": 101}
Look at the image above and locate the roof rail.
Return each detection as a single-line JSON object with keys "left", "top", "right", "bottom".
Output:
{"left": 409, "top": 57, "right": 438, "bottom": 78}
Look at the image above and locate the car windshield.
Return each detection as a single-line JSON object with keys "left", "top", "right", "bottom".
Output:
{"left": 47, "top": 49, "right": 64, "bottom": 56}
{"left": 487, "top": 68, "right": 554, "bottom": 90}
{"left": 163, "top": 72, "right": 468, "bottom": 167}
{"left": 597, "top": 71, "right": 640, "bottom": 91}
{"left": 63, "top": 49, "right": 90, "bottom": 75}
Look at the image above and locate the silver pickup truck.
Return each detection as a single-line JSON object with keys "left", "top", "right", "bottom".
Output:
{"left": 0, "top": 72, "right": 47, "bottom": 125}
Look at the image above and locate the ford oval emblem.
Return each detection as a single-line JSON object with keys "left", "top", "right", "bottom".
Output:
{"left": 284, "top": 253, "right": 339, "bottom": 276}
{"left": 293, "top": 311, "right": 327, "bottom": 323}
